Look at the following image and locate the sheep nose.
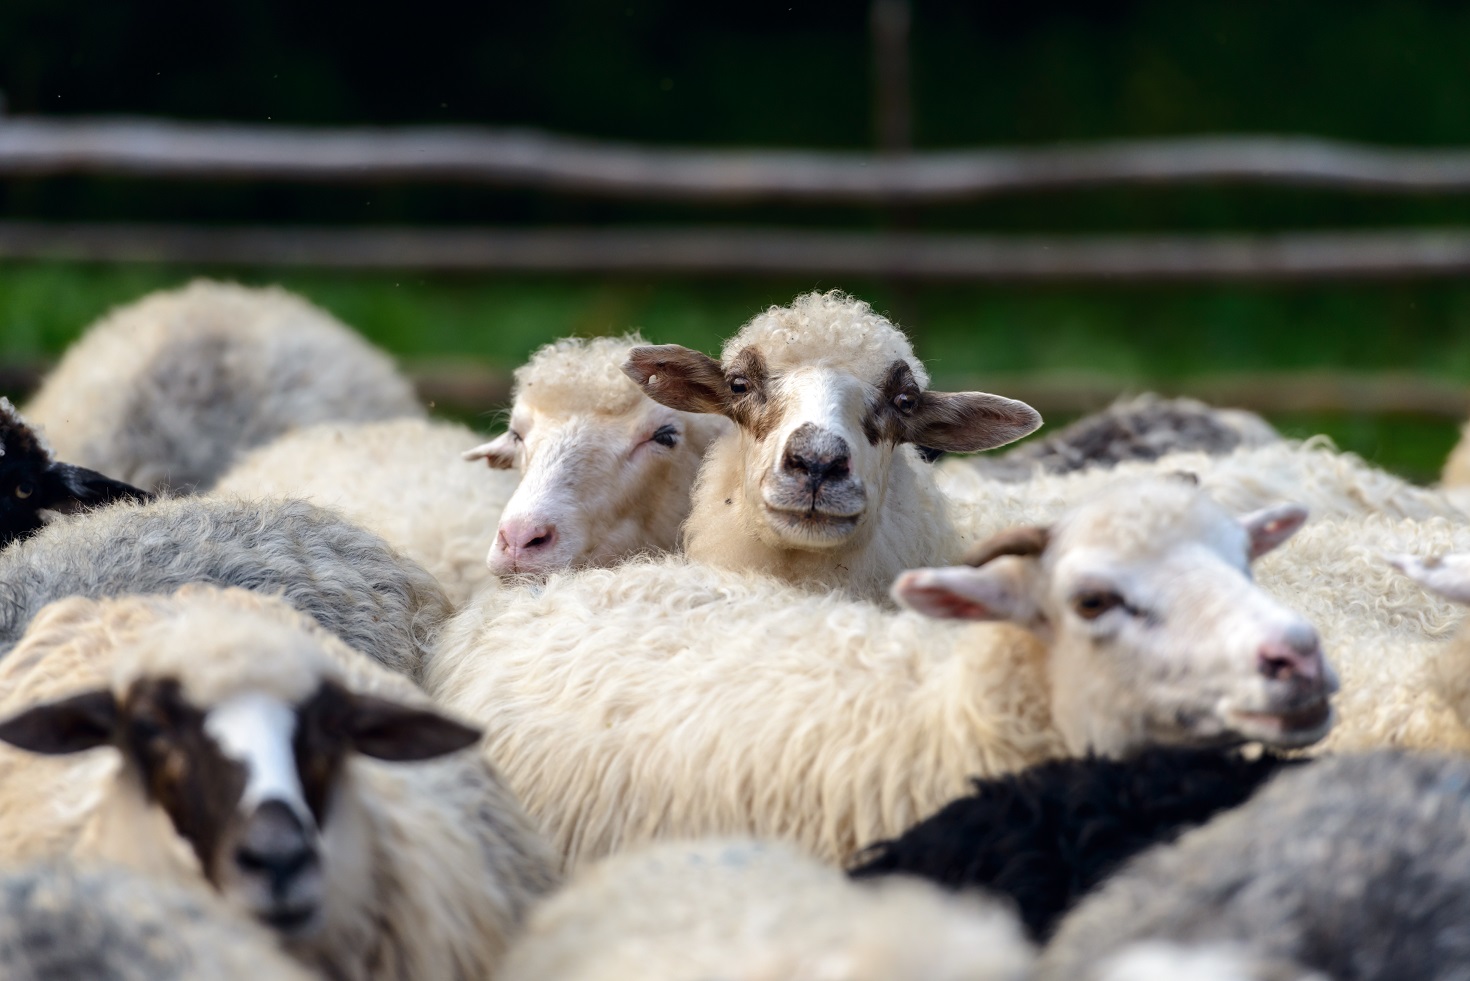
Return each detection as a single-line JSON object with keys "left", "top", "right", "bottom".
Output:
{"left": 782, "top": 424, "right": 851, "bottom": 486}
{"left": 1256, "top": 627, "right": 1324, "bottom": 684}
{"left": 498, "top": 518, "right": 557, "bottom": 555}
{"left": 235, "top": 801, "right": 318, "bottom": 896}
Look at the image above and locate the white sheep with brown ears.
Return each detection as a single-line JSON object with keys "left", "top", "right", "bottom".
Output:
{"left": 426, "top": 476, "right": 1329, "bottom": 868}
{"left": 464, "top": 333, "right": 730, "bottom": 579}
{"left": 24, "top": 280, "right": 424, "bottom": 494}
{"left": 0, "top": 586, "right": 558, "bottom": 981}
{"left": 621, "top": 291, "right": 1042, "bottom": 602}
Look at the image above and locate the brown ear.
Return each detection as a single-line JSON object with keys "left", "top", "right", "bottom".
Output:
{"left": 907, "top": 392, "right": 1042, "bottom": 453}
{"left": 344, "top": 692, "right": 482, "bottom": 762}
{"left": 0, "top": 690, "right": 118, "bottom": 755}
{"left": 964, "top": 525, "right": 1051, "bottom": 567}
{"left": 622, "top": 345, "right": 731, "bottom": 416}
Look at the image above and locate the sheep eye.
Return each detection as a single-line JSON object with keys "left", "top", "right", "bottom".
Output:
{"left": 1072, "top": 591, "right": 1124, "bottom": 620}
{"left": 651, "top": 424, "right": 679, "bottom": 448}
{"left": 509, "top": 430, "right": 523, "bottom": 444}
{"left": 729, "top": 377, "right": 749, "bottom": 395}
{"left": 892, "top": 391, "right": 918, "bottom": 413}
{"left": 13, "top": 482, "right": 32, "bottom": 500}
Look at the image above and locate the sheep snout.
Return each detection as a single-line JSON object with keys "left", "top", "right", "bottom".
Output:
{"left": 229, "top": 799, "right": 325, "bottom": 936}
{"left": 489, "top": 517, "right": 560, "bottom": 575}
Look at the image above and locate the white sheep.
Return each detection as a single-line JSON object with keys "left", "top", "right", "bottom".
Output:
{"left": 0, "top": 495, "right": 451, "bottom": 679}
{"left": 24, "top": 280, "right": 424, "bottom": 493}
{"left": 212, "top": 417, "right": 520, "bottom": 606}
{"left": 0, "top": 861, "right": 313, "bottom": 981}
{"left": 426, "top": 476, "right": 1327, "bottom": 867}
{"left": 463, "top": 333, "right": 730, "bottom": 578}
{"left": 500, "top": 838, "right": 1033, "bottom": 981}
{"left": 1039, "top": 751, "right": 1470, "bottom": 981}
{"left": 621, "top": 290, "right": 1042, "bottom": 602}
{"left": 0, "top": 586, "right": 558, "bottom": 981}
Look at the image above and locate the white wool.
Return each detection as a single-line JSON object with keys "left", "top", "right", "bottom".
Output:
{"left": 0, "top": 587, "right": 557, "bottom": 981}
{"left": 500, "top": 838, "right": 1033, "bottom": 981}
{"left": 723, "top": 291, "right": 930, "bottom": 387}
{"left": 24, "top": 280, "right": 423, "bottom": 493}
{"left": 212, "top": 417, "right": 519, "bottom": 606}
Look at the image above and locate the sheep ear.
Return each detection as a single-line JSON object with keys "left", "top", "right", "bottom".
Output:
{"left": 906, "top": 392, "right": 1042, "bottom": 453}
{"left": 462, "top": 433, "right": 518, "bottom": 470}
{"left": 892, "top": 561, "right": 1040, "bottom": 624}
{"left": 0, "top": 690, "right": 118, "bottom": 755}
{"left": 622, "top": 345, "right": 730, "bottom": 416}
{"left": 344, "top": 693, "right": 482, "bottom": 761}
{"left": 1240, "top": 503, "right": 1307, "bottom": 559}
{"left": 1387, "top": 553, "right": 1470, "bottom": 605}
{"left": 40, "top": 464, "right": 152, "bottom": 515}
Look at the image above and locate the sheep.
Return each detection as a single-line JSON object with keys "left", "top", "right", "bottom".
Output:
{"left": 1039, "top": 751, "right": 1470, "bottom": 981}
{"left": 426, "top": 476, "right": 1329, "bottom": 867}
{"left": 848, "top": 746, "right": 1301, "bottom": 942}
{"left": 500, "top": 838, "right": 1033, "bottom": 981}
{"left": 621, "top": 290, "right": 1042, "bottom": 602}
{"left": 971, "top": 393, "right": 1280, "bottom": 481}
{"left": 213, "top": 335, "right": 730, "bottom": 603}
{"left": 23, "top": 280, "right": 424, "bottom": 494}
{"left": 0, "top": 861, "right": 313, "bottom": 981}
{"left": 0, "top": 586, "right": 559, "bottom": 980}
{"left": 939, "top": 436, "right": 1466, "bottom": 534}
{"left": 0, "top": 494, "right": 451, "bottom": 678}
{"left": 0, "top": 397, "right": 151, "bottom": 550}
{"left": 463, "top": 333, "right": 731, "bottom": 579}
{"left": 212, "top": 417, "right": 520, "bottom": 606}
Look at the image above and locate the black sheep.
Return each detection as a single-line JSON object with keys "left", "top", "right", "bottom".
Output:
{"left": 848, "top": 746, "right": 1302, "bottom": 941}
{"left": 0, "top": 397, "right": 151, "bottom": 549}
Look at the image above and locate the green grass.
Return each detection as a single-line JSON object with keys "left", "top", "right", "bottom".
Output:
{"left": 1, "top": 261, "right": 1466, "bottom": 482}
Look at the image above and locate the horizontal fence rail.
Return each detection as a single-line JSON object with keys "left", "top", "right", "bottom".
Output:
{"left": 3, "top": 363, "right": 1464, "bottom": 419}
{"left": 8, "top": 117, "right": 1470, "bottom": 202}
{"left": 7, "top": 221, "right": 1470, "bottom": 281}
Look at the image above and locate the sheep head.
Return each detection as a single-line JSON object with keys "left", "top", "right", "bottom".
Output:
{"left": 463, "top": 335, "right": 728, "bottom": 578}
{"left": 0, "top": 595, "right": 479, "bottom": 942}
{"left": 894, "top": 477, "right": 1335, "bottom": 756}
{"left": 0, "top": 397, "right": 152, "bottom": 549}
{"left": 623, "top": 293, "right": 1040, "bottom": 554}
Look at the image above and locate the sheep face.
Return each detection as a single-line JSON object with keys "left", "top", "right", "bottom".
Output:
{"left": 0, "top": 398, "right": 151, "bottom": 549}
{"left": 894, "top": 479, "right": 1335, "bottom": 756}
{"left": 624, "top": 345, "right": 1040, "bottom": 552}
{"left": 0, "top": 674, "right": 479, "bottom": 940}
{"left": 465, "top": 398, "right": 724, "bottom": 578}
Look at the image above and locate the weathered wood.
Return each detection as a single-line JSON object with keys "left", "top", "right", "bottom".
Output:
{"left": 7, "top": 221, "right": 1470, "bottom": 282}
{"left": 2, "top": 357, "right": 1463, "bottom": 419}
{"left": 8, "top": 117, "right": 1470, "bottom": 202}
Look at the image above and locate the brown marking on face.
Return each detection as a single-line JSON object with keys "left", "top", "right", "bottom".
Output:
{"left": 722, "top": 347, "right": 777, "bottom": 440}
{"left": 964, "top": 525, "right": 1052, "bottom": 568}
{"left": 293, "top": 680, "right": 355, "bottom": 825}
{"left": 864, "top": 360, "right": 924, "bottom": 447}
{"left": 120, "top": 677, "right": 247, "bottom": 886}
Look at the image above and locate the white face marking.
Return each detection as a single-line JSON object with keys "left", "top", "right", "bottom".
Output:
{"left": 204, "top": 693, "right": 315, "bottom": 828}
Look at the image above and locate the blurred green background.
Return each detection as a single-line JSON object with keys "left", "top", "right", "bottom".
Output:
{"left": 3, "top": 0, "right": 1469, "bottom": 480}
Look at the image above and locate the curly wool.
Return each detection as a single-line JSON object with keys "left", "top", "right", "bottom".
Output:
{"left": 512, "top": 333, "right": 653, "bottom": 417}
{"left": 212, "top": 418, "right": 519, "bottom": 606}
{"left": 0, "top": 862, "right": 312, "bottom": 981}
{"left": 23, "top": 280, "right": 424, "bottom": 493}
{"left": 724, "top": 290, "right": 930, "bottom": 387}
{"left": 0, "top": 495, "right": 450, "bottom": 678}
{"left": 849, "top": 747, "right": 1300, "bottom": 941}
{"left": 500, "top": 838, "right": 1033, "bottom": 981}
{"left": 0, "top": 587, "right": 558, "bottom": 981}
{"left": 1040, "top": 751, "right": 1470, "bottom": 981}
{"left": 974, "top": 394, "right": 1280, "bottom": 481}
{"left": 426, "top": 557, "right": 1059, "bottom": 868}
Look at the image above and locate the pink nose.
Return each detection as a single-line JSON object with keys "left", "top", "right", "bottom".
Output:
{"left": 492, "top": 518, "right": 557, "bottom": 571}
{"left": 1256, "top": 629, "right": 1323, "bottom": 684}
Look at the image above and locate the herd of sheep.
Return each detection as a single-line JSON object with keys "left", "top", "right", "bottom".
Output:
{"left": 3, "top": 279, "right": 1470, "bottom": 978}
